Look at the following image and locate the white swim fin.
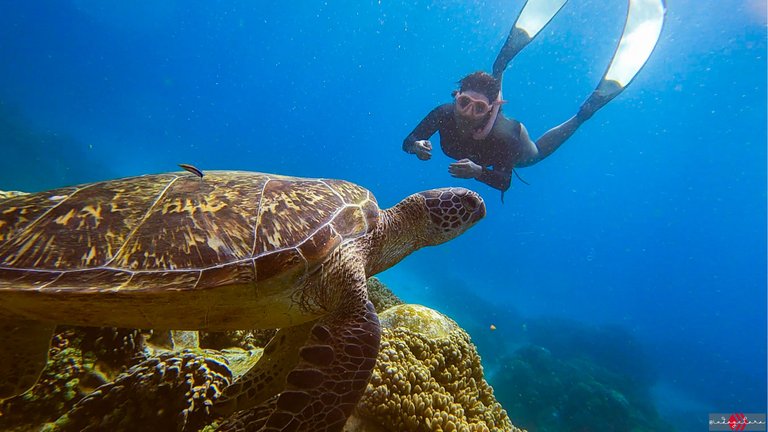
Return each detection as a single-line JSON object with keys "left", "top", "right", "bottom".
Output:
{"left": 493, "top": 0, "right": 570, "bottom": 79}
{"left": 579, "top": 0, "right": 667, "bottom": 119}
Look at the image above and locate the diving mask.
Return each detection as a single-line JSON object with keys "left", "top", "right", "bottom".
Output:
{"left": 454, "top": 91, "right": 504, "bottom": 119}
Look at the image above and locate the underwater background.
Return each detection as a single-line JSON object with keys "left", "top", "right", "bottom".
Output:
{"left": 0, "top": 1, "right": 764, "bottom": 431}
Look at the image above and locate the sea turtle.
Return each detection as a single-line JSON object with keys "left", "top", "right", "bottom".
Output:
{"left": 0, "top": 170, "right": 485, "bottom": 430}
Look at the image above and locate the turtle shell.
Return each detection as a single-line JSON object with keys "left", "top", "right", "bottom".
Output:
{"left": 0, "top": 171, "right": 379, "bottom": 294}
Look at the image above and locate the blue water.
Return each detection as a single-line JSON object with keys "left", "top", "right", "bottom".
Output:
{"left": 0, "top": 1, "right": 765, "bottom": 431}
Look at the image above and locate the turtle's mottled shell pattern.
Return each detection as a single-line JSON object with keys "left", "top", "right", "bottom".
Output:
{"left": 0, "top": 171, "right": 378, "bottom": 293}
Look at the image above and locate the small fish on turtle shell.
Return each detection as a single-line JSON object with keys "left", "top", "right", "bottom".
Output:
{"left": 0, "top": 170, "right": 485, "bottom": 431}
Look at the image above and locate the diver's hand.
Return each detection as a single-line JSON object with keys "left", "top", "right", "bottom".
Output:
{"left": 412, "top": 140, "right": 432, "bottom": 161}
{"left": 449, "top": 159, "right": 483, "bottom": 179}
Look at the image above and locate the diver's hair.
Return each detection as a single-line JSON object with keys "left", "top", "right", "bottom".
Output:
{"left": 457, "top": 71, "right": 500, "bottom": 101}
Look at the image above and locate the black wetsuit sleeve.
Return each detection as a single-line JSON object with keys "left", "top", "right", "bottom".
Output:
{"left": 474, "top": 119, "right": 518, "bottom": 192}
{"left": 477, "top": 165, "right": 511, "bottom": 192}
{"left": 403, "top": 104, "right": 451, "bottom": 154}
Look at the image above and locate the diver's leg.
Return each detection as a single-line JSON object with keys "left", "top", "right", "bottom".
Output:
{"left": 573, "top": 0, "right": 667, "bottom": 121}
{"left": 522, "top": 80, "right": 623, "bottom": 165}
{"left": 515, "top": 115, "right": 582, "bottom": 167}
{"left": 520, "top": 0, "right": 666, "bottom": 166}
{"left": 572, "top": 0, "right": 665, "bottom": 123}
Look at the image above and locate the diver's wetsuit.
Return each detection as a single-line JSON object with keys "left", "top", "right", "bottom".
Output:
{"left": 403, "top": 103, "right": 527, "bottom": 192}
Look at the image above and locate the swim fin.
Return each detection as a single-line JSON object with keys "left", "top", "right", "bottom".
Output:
{"left": 578, "top": 0, "right": 666, "bottom": 120}
{"left": 493, "top": 0, "right": 570, "bottom": 79}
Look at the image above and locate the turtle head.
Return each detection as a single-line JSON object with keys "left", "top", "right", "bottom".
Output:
{"left": 367, "top": 187, "right": 485, "bottom": 276}
{"left": 415, "top": 187, "right": 485, "bottom": 245}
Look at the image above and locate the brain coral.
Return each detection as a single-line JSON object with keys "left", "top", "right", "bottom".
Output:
{"left": 349, "top": 304, "right": 524, "bottom": 432}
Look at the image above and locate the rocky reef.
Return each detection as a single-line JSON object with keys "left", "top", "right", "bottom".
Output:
{"left": 492, "top": 344, "right": 673, "bottom": 432}
{"left": 0, "top": 278, "right": 521, "bottom": 432}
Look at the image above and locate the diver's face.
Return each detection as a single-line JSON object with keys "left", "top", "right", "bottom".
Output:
{"left": 454, "top": 90, "right": 492, "bottom": 125}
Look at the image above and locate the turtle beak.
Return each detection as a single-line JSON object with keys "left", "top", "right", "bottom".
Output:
{"left": 462, "top": 189, "right": 486, "bottom": 224}
{"left": 416, "top": 187, "right": 486, "bottom": 243}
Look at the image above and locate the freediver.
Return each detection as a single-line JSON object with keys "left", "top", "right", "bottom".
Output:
{"left": 402, "top": 0, "right": 666, "bottom": 200}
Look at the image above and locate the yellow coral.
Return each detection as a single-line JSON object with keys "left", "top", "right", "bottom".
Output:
{"left": 350, "top": 304, "right": 525, "bottom": 432}
{"left": 366, "top": 277, "right": 404, "bottom": 312}
{"left": 0, "top": 190, "right": 28, "bottom": 199}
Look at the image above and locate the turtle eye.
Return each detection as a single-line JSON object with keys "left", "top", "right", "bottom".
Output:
{"left": 462, "top": 195, "right": 479, "bottom": 212}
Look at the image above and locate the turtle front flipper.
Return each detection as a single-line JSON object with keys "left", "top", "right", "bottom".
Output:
{"left": 215, "top": 320, "right": 317, "bottom": 416}
{"left": 217, "top": 294, "right": 381, "bottom": 432}
{"left": 0, "top": 319, "right": 55, "bottom": 399}
{"left": 215, "top": 395, "right": 277, "bottom": 431}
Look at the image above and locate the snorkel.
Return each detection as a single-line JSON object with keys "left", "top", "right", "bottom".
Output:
{"left": 473, "top": 91, "right": 504, "bottom": 140}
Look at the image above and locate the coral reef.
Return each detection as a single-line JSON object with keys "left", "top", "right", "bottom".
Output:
{"left": 79, "top": 327, "right": 149, "bottom": 368}
{"left": 200, "top": 329, "right": 277, "bottom": 352}
{"left": 366, "top": 277, "right": 404, "bottom": 312}
{"left": 524, "top": 318, "right": 657, "bottom": 386}
{"left": 349, "top": 304, "right": 521, "bottom": 432}
{"left": 0, "top": 278, "right": 520, "bottom": 432}
{"left": 0, "top": 190, "right": 27, "bottom": 199}
{"left": 0, "top": 326, "right": 148, "bottom": 431}
{"left": 47, "top": 351, "right": 233, "bottom": 432}
{"left": 493, "top": 344, "right": 673, "bottom": 432}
